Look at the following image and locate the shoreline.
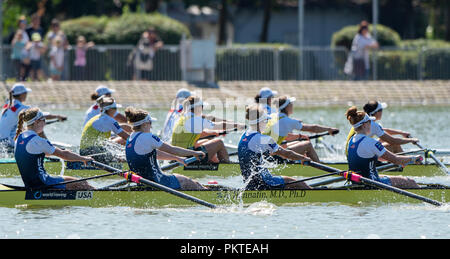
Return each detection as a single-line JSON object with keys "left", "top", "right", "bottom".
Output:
{"left": 2, "top": 80, "right": 449, "bottom": 109}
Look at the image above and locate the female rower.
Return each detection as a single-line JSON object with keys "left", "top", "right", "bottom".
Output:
{"left": 238, "top": 104, "right": 312, "bottom": 190}
{"left": 254, "top": 87, "right": 277, "bottom": 115}
{"left": 0, "top": 83, "right": 66, "bottom": 149}
{"left": 363, "top": 101, "right": 417, "bottom": 153}
{"left": 264, "top": 95, "right": 339, "bottom": 162}
{"left": 160, "top": 88, "right": 193, "bottom": 142}
{"left": 15, "top": 107, "right": 94, "bottom": 190}
{"left": 125, "top": 107, "right": 206, "bottom": 190}
{"left": 345, "top": 106, "right": 420, "bottom": 188}
{"left": 80, "top": 96, "right": 129, "bottom": 162}
{"left": 171, "top": 96, "right": 246, "bottom": 163}
{"left": 345, "top": 101, "right": 418, "bottom": 156}
{"left": 82, "top": 85, "right": 127, "bottom": 127}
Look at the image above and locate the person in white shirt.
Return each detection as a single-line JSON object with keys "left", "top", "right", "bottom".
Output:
{"left": 363, "top": 100, "right": 418, "bottom": 153}
{"left": 125, "top": 106, "right": 206, "bottom": 190}
{"left": 345, "top": 101, "right": 419, "bottom": 156}
{"left": 345, "top": 106, "right": 420, "bottom": 188}
{"left": 14, "top": 107, "right": 93, "bottom": 190}
{"left": 350, "top": 22, "right": 379, "bottom": 80}
{"left": 238, "top": 104, "right": 311, "bottom": 190}
{"left": 254, "top": 87, "right": 277, "bottom": 115}
{"left": 80, "top": 97, "right": 129, "bottom": 163}
{"left": 171, "top": 96, "right": 246, "bottom": 163}
{"left": 0, "top": 83, "right": 66, "bottom": 149}
{"left": 264, "top": 95, "right": 338, "bottom": 162}
{"left": 83, "top": 85, "right": 127, "bottom": 127}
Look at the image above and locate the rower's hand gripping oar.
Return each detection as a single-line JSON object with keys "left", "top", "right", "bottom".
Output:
{"left": 304, "top": 160, "right": 443, "bottom": 207}
{"left": 91, "top": 160, "right": 217, "bottom": 209}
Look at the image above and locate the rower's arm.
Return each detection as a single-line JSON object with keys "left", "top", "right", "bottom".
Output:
{"left": 52, "top": 148, "right": 93, "bottom": 162}
{"left": 379, "top": 133, "right": 418, "bottom": 145}
{"left": 272, "top": 147, "right": 311, "bottom": 162}
{"left": 383, "top": 128, "right": 410, "bottom": 137}
{"left": 117, "top": 131, "right": 129, "bottom": 140}
{"left": 158, "top": 143, "right": 204, "bottom": 159}
{"left": 156, "top": 150, "right": 184, "bottom": 161}
{"left": 380, "top": 150, "right": 418, "bottom": 166}
{"left": 301, "top": 123, "right": 338, "bottom": 135}
{"left": 114, "top": 112, "right": 128, "bottom": 124}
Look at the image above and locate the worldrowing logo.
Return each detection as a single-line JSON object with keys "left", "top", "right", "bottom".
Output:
{"left": 33, "top": 191, "right": 42, "bottom": 200}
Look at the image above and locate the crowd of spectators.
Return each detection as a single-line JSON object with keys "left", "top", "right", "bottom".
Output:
{"left": 7, "top": 14, "right": 163, "bottom": 81}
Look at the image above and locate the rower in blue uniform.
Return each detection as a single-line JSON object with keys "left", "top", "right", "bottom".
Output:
{"left": 238, "top": 104, "right": 311, "bottom": 190}
{"left": 14, "top": 107, "right": 93, "bottom": 190}
{"left": 345, "top": 106, "right": 421, "bottom": 188}
{"left": 124, "top": 106, "right": 207, "bottom": 190}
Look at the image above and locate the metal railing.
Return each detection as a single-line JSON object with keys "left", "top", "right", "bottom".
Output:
{"left": 1, "top": 45, "right": 450, "bottom": 81}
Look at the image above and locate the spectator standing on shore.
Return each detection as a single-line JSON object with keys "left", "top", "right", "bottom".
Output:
{"left": 10, "top": 30, "right": 27, "bottom": 81}
{"left": 45, "top": 19, "right": 69, "bottom": 80}
{"left": 73, "top": 36, "right": 95, "bottom": 80}
{"left": 25, "top": 14, "right": 44, "bottom": 40}
{"left": 26, "top": 33, "right": 46, "bottom": 81}
{"left": 349, "top": 22, "right": 379, "bottom": 80}
{"left": 49, "top": 36, "right": 65, "bottom": 81}
{"left": 128, "top": 28, "right": 164, "bottom": 80}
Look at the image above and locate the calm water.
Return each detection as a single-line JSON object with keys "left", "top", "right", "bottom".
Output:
{"left": 1, "top": 105, "right": 449, "bottom": 239}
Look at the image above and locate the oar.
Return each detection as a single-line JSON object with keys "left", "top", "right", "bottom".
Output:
{"left": 91, "top": 161, "right": 217, "bottom": 209}
{"left": 413, "top": 142, "right": 449, "bottom": 174}
{"left": 46, "top": 117, "right": 67, "bottom": 125}
{"left": 284, "top": 162, "right": 405, "bottom": 187}
{"left": 99, "top": 156, "right": 200, "bottom": 190}
{"left": 281, "top": 130, "right": 339, "bottom": 145}
{"left": 198, "top": 128, "right": 239, "bottom": 141}
{"left": 305, "top": 161, "right": 443, "bottom": 206}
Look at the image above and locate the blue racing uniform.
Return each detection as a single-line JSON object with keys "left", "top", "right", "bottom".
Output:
{"left": 238, "top": 131, "right": 285, "bottom": 190}
{"left": 125, "top": 132, "right": 181, "bottom": 189}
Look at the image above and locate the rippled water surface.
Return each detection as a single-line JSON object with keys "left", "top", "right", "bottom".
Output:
{"left": 1, "top": 106, "right": 449, "bottom": 239}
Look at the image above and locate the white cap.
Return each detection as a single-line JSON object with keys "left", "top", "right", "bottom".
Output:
{"left": 176, "top": 88, "right": 192, "bottom": 99}
{"left": 259, "top": 87, "right": 277, "bottom": 99}
{"left": 11, "top": 83, "right": 32, "bottom": 96}
{"left": 278, "top": 97, "right": 296, "bottom": 111}
{"left": 352, "top": 114, "right": 376, "bottom": 129}
{"left": 368, "top": 102, "right": 388, "bottom": 116}
{"left": 131, "top": 114, "right": 157, "bottom": 127}
{"left": 95, "top": 85, "right": 115, "bottom": 96}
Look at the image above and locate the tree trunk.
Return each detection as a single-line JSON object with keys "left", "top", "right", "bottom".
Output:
{"left": 218, "top": 0, "right": 228, "bottom": 45}
{"left": 260, "top": 0, "right": 272, "bottom": 42}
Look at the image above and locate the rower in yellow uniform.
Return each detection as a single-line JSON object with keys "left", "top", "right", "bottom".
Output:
{"left": 171, "top": 96, "right": 246, "bottom": 163}
{"left": 345, "top": 101, "right": 418, "bottom": 156}
{"left": 80, "top": 96, "right": 129, "bottom": 163}
{"left": 264, "top": 95, "right": 339, "bottom": 162}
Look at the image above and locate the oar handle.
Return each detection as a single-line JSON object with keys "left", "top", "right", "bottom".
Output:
{"left": 198, "top": 128, "right": 239, "bottom": 140}
{"left": 160, "top": 156, "right": 199, "bottom": 171}
{"left": 282, "top": 130, "right": 340, "bottom": 145}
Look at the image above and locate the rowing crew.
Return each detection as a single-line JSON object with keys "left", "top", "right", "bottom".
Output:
{"left": 12, "top": 102, "right": 422, "bottom": 192}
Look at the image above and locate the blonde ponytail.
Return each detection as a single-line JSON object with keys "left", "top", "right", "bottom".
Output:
{"left": 14, "top": 108, "right": 40, "bottom": 140}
